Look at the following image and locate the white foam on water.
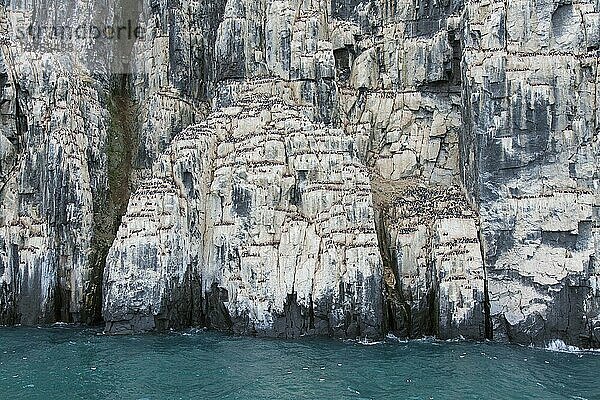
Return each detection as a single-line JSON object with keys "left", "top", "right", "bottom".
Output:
{"left": 347, "top": 387, "right": 360, "bottom": 395}
{"left": 179, "top": 327, "right": 207, "bottom": 336}
{"left": 444, "top": 335, "right": 466, "bottom": 342}
{"left": 358, "top": 337, "right": 384, "bottom": 346}
{"left": 343, "top": 337, "right": 384, "bottom": 346}
{"left": 543, "top": 339, "right": 600, "bottom": 354}
{"left": 50, "top": 322, "right": 74, "bottom": 328}
{"left": 385, "top": 333, "right": 408, "bottom": 343}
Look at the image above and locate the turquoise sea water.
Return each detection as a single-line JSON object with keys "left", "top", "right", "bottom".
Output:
{"left": 0, "top": 326, "right": 598, "bottom": 400}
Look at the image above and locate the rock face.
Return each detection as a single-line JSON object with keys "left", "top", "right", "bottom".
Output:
{"left": 0, "top": 0, "right": 598, "bottom": 346}
{"left": 0, "top": 0, "right": 116, "bottom": 325}
{"left": 461, "top": 0, "right": 600, "bottom": 346}
{"left": 103, "top": 87, "right": 382, "bottom": 337}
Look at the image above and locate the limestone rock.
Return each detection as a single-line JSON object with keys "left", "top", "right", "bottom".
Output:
{"left": 0, "top": 0, "right": 598, "bottom": 348}
{"left": 103, "top": 88, "right": 383, "bottom": 338}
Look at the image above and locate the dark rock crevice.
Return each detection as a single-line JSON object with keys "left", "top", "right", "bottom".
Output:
{"left": 477, "top": 228, "right": 493, "bottom": 340}
{"left": 204, "top": 283, "right": 234, "bottom": 331}
{"left": 376, "top": 209, "right": 413, "bottom": 338}
{"left": 0, "top": 244, "right": 19, "bottom": 324}
{"left": 83, "top": 75, "right": 138, "bottom": 325}
{"left": 80, "top": 0, "right": 142, "bottom": 325}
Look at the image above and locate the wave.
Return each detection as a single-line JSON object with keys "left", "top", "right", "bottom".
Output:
{"left": 343, "top": 333, "right": 472, "bottom": 346}
{"left": 344, "top": 337, "right": 385, "bottom": 346}
{"left": 543, "top": 339, "right": 600, "bottom": 354}
{"left": 179, "top": 327, "right": 208, "bottom": 336}
{"left": 51, "top": 322, "right": 72, "bottom": 326}
{"left": 348, "top": 334, "right": 466, "bottom": 346}
{"left": 385, "top": 333, "right": 408, "bottom": 343}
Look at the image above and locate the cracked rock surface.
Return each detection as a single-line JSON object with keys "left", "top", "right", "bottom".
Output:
{"left": 0, "top": 0, "right": 598, "bottom": 346}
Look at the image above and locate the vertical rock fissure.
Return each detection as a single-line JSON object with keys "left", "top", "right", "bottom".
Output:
{"left": 477, "top": 227, "right": 493, "bottom": 340}
{"left": 82, "top": 0, "right": 141, "bottom": 323}
{"left": 84, "top": 73, "right": 138, "bottom": 324}
{"left": 375, "top": 209, "right": 408, "bottom": 336}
